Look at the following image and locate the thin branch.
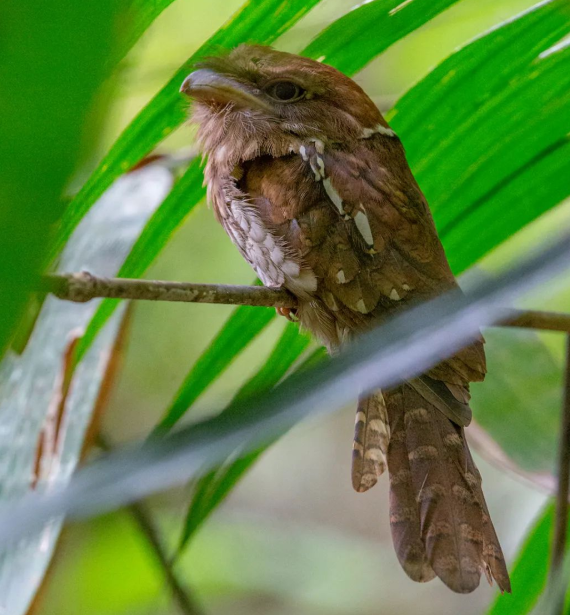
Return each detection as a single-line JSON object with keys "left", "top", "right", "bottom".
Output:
{"left": 127, "top": 502, "right": 205, "bottom": 615}
{"left": 499, "top": 309, "right": 570, "bottom": 334}
{"left": 549, "top": 335, "right": 570, "bottom": 615}
{"left": 41, "top": 272, "right": 570, "bottom": 334}
{"left": 41, "top": 272, "right": 294, "bottom": 308}
{"left": 98, "top": 435, "right": 205, "bottom": 615}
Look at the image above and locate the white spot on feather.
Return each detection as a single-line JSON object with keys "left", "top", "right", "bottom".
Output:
{"left": 311, "top": 138, "right": 325, "bottom": 154}
{"left": 390, "top": 289, "right": 401, "bottom": 301}
{"left": 323, "top": 178, "right": 346, "bottom": 216}
{"left": 271, "top": 246, "right": 284, "bottom": 265}
{"left": 354, "top": 210, "right": 374, "bottom": 246}
{"left": 323, "top": 291, "right": 339, "bottom": 311}
{"left": 336, "top": 270, "right": 346, "bottom": 284}
{"left": 364, "top": 448, "right": 384, "bottom": 461}
{"left": 249, "top": 220, "right": 266, "bottom": 243}
{"left": 368, "top": 419, "right": 387, "bottom": 431}
{"left": 376, "top": 124, "right": 396, "bottom": 137}
{"left": 356, "top": 299, "right": 368, "bottom": 313}
{"left": 316, "top": 155, "right": 325, "bottom": 177}
{"left": 355, "top": 411, "right": 366, "bottom": 424}
{"left": 288, "top": 268, "right": 317, "bottom": 294}
{"left": 360, "top": 124, "right": 397, "bottom": 139}
{"left": 215, "top": 144, "right": 229, "bottom": 164}
{"left": 238, "top": 216, "right": 250, "bottom": 233}
{"left": 310, "top": 158, "right": 323, "bottom": 181}
{"left": 281, "top": 260, "right": 300, "bottom": 277}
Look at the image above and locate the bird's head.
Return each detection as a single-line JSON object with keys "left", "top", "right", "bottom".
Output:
{"left": 180, "top": 45, "right": 385, "bottom": 170}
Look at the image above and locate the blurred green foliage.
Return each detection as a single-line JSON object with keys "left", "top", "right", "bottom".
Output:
{"left": 0, "top": 0, "right": 117, "bottom": 356}
{"left": 488, "top": 503, "right": 558, "bottom": 615}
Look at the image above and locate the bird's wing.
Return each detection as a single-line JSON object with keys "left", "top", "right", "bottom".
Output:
{"left": 238, "top": 135, "right": 486, "bottom": 395}
{"left": 212, "top": 174, "right": 317, "bottom": 295}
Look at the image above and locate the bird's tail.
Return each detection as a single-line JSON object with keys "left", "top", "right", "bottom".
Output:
{"left": 352, "top": 390, "right": 390, "bottom": 493}
{"left": 383, "top": 383, "right": 511, "bottom": 594}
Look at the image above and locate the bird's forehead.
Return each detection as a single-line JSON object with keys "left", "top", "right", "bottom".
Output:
{"left": 229, "top": 45, "right": 313, "bottom": 69}
{"left": 200, "top": 45, "right": 330, "bottom": 82}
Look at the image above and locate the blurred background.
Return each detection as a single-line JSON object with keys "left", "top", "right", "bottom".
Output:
{"left": 15, "top": 0, "right": 570, "bottom": 613}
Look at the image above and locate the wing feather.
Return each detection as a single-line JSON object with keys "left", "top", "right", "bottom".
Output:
{"left": 236, "top": 138, "right": 486, "bottom": 393}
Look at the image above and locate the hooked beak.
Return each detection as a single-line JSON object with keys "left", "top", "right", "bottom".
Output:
{"left": 180, "top": 68, "right": 272, "bottom": 111}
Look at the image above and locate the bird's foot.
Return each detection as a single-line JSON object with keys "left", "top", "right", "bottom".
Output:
{"left": 275, "top": 306, "right": 298, "bottom": 322}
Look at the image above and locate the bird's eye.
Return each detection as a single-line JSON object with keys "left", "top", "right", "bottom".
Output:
{"left": 265, "top": 81, "right": 305, "bottom": 102}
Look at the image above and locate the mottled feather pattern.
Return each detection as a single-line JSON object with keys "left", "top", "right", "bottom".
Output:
{"left": 183, "top": 44, "right": 509, "bottom": 593}
{"left": 386, "top": 384, "right": 510, "bottom": 593}
{"left": 387, "top": 389, "right": 436, "bottom": 584}
{"left": 352, "top": 391, "right": 390, "bottom": 492}
{"left": 211, "top": 170, "right": 318, "bottom": 297}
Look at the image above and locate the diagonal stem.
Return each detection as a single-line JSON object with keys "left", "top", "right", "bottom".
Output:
{"left": 98, "top": 435, "right": 205, "bottom": 615}
{"left": 127, "top": 501, "right": 205, "bottom": 615}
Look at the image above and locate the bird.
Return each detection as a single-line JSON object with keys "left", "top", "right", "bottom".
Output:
{"left": 180, "top": 44, "right": 511, "bottom": 594}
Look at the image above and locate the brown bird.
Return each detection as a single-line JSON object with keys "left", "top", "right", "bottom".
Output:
{"left": 180, "top": 44, "right": 510, "bottom": 594}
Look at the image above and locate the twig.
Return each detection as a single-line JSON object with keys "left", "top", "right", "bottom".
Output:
{"left": 549, "top": 335, "right": 570, "bottom": 614}
{"left": 42, "top": 272, "right": 294, "bottom": 308}
{"left": 97, "top": 435, "right": 204, "bottom": 615}
{"left": 127, "top": 502, "right": 205, "bottom": 615}
{"left": 499, "top": 309, "right": 570, "bottom": 334}
{"left": 41, "top": 272, "right": 570, "bottom": 334}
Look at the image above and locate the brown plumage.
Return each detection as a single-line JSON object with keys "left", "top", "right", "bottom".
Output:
{"left": 180, "top": 44, "right": 510, "bottom": 593}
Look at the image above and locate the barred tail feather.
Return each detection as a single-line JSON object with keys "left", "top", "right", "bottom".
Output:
{"left": 385, "top": 384, "right": 511, "bottom": 594}
{"left": 387, "top": 386, "right": 435, "bottom": 582}
{"left": 463, "top": 437, "right": 511, "bottom": 591}
{"left": 351, "top": 391, "right": 389, "bottom": 492}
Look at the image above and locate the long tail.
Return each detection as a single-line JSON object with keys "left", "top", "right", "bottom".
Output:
{"left": 384, "top": 383, "right": 511, "bottom": 593}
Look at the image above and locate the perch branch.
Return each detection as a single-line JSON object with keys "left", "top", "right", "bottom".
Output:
{"left": 41, "top": 272, "right": 294, "bottom": 308}
{"left": 41, "top": 272, "right": 570, "bottom": 333}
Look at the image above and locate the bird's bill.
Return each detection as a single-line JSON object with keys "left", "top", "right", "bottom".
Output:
{"left": 180, "top": 68, "right": 272, "bottom": 111}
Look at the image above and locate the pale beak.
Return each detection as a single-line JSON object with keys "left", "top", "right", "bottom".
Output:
{"left": 180, "top": 68, "right": 272, "bottom": 111}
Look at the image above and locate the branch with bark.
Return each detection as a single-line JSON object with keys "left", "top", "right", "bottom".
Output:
{"left": 41, "top": 272, "right": 570, "bottom": 334}
{"left": 41, "top": 272, "right": 294, "bottom": 308}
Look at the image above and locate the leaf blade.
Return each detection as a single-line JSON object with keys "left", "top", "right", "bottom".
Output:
{"left": 177, "top": 322, "right": 312, "bottom": 549}
{"left": 0, "top": 163, "right": 172, "bottom": 615}
{"left": 0, "top": 0, "right": 123, "bottom": 357}
{"left": 303, "top": 0, "right": 462, "bottom": 74}
{"left": 156, "top": 302, "right": 276, "bottom": 432}
{"left": 0, "top": 223, "right": 568, "bottom": 541}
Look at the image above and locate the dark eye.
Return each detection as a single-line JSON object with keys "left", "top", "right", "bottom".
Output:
{"left": 266, "top": 81, "right": 305, "bottom": 102}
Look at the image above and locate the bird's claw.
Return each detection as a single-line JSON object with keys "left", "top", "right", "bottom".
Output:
{"left": 276, "top": 306, "right": 298, "bottom": 322}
